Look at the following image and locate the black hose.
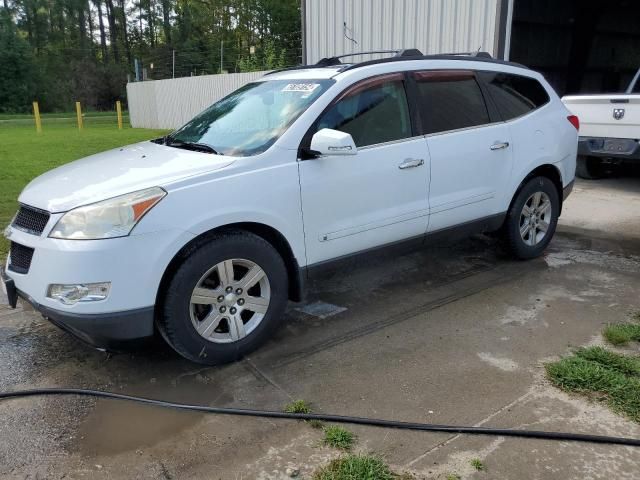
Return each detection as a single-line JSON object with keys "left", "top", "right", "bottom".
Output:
{"left": 2, "top": 388, "right": 639, "bottom": 447}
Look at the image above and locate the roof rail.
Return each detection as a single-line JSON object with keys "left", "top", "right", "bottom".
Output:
{"left": 315, "top": 48, "right": 424, "bottom": 66}
{"left": 262, "top": 48, "right": 526, "bottom": 78}
{"left": 338, "top": 50, "right": 528, "bottom": 73}
{"left": 437, "top": 50, "right": 493, "bottom": 58}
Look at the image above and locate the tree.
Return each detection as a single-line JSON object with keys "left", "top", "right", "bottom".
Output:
{"left": 0, "top": 0, "right": 302, "bottom": 112}
{"left": 238, "top": 38, "right": 287, "bottom": 72}
{"left": 0, "top": 12, "right": 38, "bottom": 112}
{"left": 94, "top": 0, "right": 108, "bottom": 61}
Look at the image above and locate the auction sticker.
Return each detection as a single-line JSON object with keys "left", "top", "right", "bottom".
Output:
{"left": 282, "top": 83, "right": 320, "bottom": 93}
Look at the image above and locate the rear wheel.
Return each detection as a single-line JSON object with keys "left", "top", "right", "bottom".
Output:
{"left": 576, "top": 155, "right": 605, "bottom": 179}
{"left": 158, "top": 231, "right": 288, "bottom": 365}
{"left": 503, "top": 176, "right": 559, "bottom": 260}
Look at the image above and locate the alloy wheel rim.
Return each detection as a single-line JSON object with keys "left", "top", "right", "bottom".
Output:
{"left": 189, "top": 258, "right": 270, "bottom": 344}
{"left": 519, "top": 191, "right": 552, "bottom": 247}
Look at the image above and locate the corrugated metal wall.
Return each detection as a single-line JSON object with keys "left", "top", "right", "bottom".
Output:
{"left": 127, "top": 71, "right": 270, "bottom": 129}
{"left": 304, "top": 0, "right": 499, "bottom": 64}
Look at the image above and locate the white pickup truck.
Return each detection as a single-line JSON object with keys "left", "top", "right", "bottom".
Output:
{"left": 563, "top": 69, "right": 640, "bottom": 178}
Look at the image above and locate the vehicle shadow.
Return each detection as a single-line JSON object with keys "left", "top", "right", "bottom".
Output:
{"left": 5, "top": 233, "right": 516, "bottom": 379}
{"left": 589, "top": 163, "right": 640, "bottom": 194}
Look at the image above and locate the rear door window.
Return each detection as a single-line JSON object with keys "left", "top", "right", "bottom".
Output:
{"left": 413, "top": 71, "right": 491, "bottom": 135}
{"left": 478, "top": 72, "right": 550, "bottom": 120}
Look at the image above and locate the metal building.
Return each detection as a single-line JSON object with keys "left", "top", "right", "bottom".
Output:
{"left": 302, "top": 0, "right": 640, "bottom": 96}
{"left": 302, "top": 0, "right": 505, "bottom": 64}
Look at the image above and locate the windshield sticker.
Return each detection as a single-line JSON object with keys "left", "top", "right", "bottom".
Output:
{"left": 282, "top": 83, "right": 320, "bottom": 94}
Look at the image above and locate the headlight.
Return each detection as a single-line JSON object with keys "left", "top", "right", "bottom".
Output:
{"left": 49, "top": 187, "right": 166, "bottom": 240}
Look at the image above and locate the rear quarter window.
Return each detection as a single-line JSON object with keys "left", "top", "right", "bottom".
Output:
{"left": 478, "top": 72, "right": 550, "bottom": 120}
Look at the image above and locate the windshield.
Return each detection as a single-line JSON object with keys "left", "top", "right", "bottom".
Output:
{"left": 167, "top": 79, "right": 334, "bottom": 156}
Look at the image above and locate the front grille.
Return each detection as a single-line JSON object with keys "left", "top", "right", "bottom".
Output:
{"left": 8, "top": 242, "right": 35, "bottom": 274}
{"left": 12, "top": 205, "right": 50, "bottom": 235}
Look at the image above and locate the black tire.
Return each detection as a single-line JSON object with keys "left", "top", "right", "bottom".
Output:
{"left": 504, "top": 176, "right": 559, "bottom": 260}
{"left": 158, "top": 230, "right": 288, "bottom": 365}
{"left": 576, "top": 155, "right": 605, "bottom": 179}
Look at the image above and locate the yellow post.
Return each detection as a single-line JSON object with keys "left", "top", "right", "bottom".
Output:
{"left": 116, "top": 101, "right": 123, "bottom": 130}
{"left": 32, "top": 101, "right": 42, "bottom": 133}
{"left": 75, "top": 101, "right": 83, "bottom": 130}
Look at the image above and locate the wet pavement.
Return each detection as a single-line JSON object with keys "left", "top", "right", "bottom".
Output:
{"left": 1, "top": 175, "right": 640, "bottom": 479}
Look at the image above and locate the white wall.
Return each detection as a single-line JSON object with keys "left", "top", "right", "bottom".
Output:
{"left": 304, "top": 0, "right": 500, "bottom": 64}
{"left": 127, "top": 71, "right": 270, "bottom": 129}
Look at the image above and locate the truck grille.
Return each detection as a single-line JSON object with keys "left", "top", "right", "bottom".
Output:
{"left": 12, "top": 205, "right": 50, "bottom": 236}
{"left": 8, "top": 242, "right": 35, "bottom": 274}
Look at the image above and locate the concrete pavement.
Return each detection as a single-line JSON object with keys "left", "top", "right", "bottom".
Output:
{"left": 1, "top": 175, "right": 640, "bottom": 479}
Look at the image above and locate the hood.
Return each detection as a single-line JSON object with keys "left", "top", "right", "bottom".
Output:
{"left": 19, "top": 141, "right": 236, "bottom": 212}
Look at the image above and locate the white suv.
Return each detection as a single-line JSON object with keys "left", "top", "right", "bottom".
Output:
{"left": 2, "top": 50, "right": 578, "bottom": 364}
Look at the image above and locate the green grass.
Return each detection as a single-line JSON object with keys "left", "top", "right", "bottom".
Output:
{"left": 575, "top": 346, "right": 640, "bottom": 377}
{"left": 323, "top": 425, "right": 356, "bottom": 450}
{"left": 0, "top": 123, "right": 168, "bottom": 258}
{"left": 470, "top": 458, "right": 485, "bottom": 471}
{"left": 446, "top": 474, "right": 461, "bottom": 480}
{"left": 313, "top": 454, "right": 394, "bottom": 480}
{"left": 603, "top": 323, "right": 640, "bottom": 346}
{"left": 546, "top": 346, "right": 640, "bottom": 422}
{"left": 284, "top": 399, "right": 312, "bottom": 414}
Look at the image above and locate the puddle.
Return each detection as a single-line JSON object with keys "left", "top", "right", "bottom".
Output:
{"left": 75, "top": 376, "right": 232, "bottom": 456}
{"left": 498, "top": 285, "right": 593, "bottom": 327}
{"left": 545, "top": 249, "right": 640, "bottom": 273}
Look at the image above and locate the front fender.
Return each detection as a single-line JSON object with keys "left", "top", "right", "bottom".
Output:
{"left": 135, "top": 159, "right": 307, "bottom": 267}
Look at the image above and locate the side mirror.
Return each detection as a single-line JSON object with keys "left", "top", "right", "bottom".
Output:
{"left": 309, "top": 128, "right": 357, "bottom": 156}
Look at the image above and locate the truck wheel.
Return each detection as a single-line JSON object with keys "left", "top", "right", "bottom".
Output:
{"left": 158, "top": 231, "right": 288, "bottom": 365}
{"left": 503, "top": 176, "right": 559, "bottom": 260}
{"left": 576, "top": 155, "right": 605, "bottom": 179}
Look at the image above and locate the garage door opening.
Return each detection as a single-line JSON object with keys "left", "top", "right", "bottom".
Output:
{"left": 507, "top": 0, "right": 640, "bottom": 96}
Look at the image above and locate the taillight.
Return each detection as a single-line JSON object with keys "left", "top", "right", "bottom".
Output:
{"left": 567, "top": 115, "right": 579, "bottom": 131}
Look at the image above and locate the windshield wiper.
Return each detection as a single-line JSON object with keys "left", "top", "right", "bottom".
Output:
{"left": 164, "top": 138, "right": 220, "bottom": 154}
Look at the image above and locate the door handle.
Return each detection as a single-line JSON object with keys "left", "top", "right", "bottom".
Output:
{"left": 490, "top": 141, "right": 510, "bottom": 151}
{"left": 398, "top": 158, "right": 424, "bottom": 169}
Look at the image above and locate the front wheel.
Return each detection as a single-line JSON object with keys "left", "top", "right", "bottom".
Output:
{"left": 503, "top": 176, "right": 559, "bottom": 260}
{"left": 158, "top": 231, "right": 288, "bottom": 365}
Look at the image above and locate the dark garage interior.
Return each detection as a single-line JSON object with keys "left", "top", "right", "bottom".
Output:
{"left": 509, "top": 0, "right": 640, "bottom": 96}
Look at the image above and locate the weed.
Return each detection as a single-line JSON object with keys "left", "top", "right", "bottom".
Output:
{"left": 470, "top": 458, "right": 485, "bottom": 471}
{"left": 284, "top": 399, "right": 312, "bottom": 414}
{"left": 603, "top": 323, "right": 640, "bottom": 346}
{"left": 313, "top": 454, "right": 394, "bottom": 480}
{"left": 575, "top": 346, "right": 640, "bottom": 377}
{"left": 546, "top": 347, "right": 640, "bottom": 422}
{"left": 323, "top": 425, "right": 356, "bottom": 450}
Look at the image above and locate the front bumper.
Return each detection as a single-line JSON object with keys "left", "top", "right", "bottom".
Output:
{"left": 3, "top": 221, "right": 195, "bottom": 349}
{"left": 578, "top": 137, "right": 640, "bottom": 161}
{"left": 2, "top": 265, "right": 154, "bottom": 349}
{"left": 28, "top": 292, "right": 154, "bottom": 349}
{"left": 1, "top": 266, "right": 18, "bottom": 308}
